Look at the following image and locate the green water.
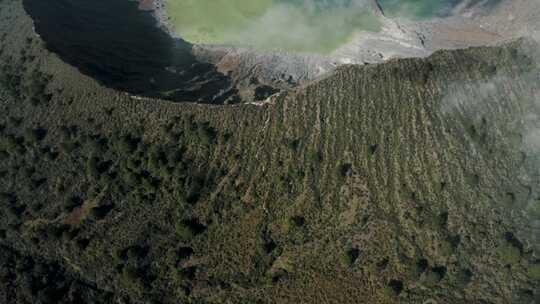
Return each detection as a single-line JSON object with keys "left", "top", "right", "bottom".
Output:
{"left": 378, "top": 0, "right": 461, "bottom": 18}
{"left": 165, "top": 0, "right": 381, "bottom": 53}
{"left": 164, "top": 0, "right": 467, "bottom": 53}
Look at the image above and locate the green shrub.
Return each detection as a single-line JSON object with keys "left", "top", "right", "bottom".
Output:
{"left": 86, "top": 155, "right": 100, "bottom": 178}
{"left": 196, "top": 122, "right": 216, "bottom": 145}
{"left": 340, "top": 248, "right": 360, "bottom": 266}
{"left": 528, "top": 264, "right": 540, "bottom": 279}
{"left": 122, "top": 265, "right": 140, "bottom": 283}
{"left": 175, "top": 222, "right": 194, "bottom": 240}
{"left": 122, "top": 171, "right": 139, "bottom": 188}
{"left": 117, "top": 135, "right": 138, "bottom": 153}
{"left": 1, "top": 134, "right": 24, "bottom": 154}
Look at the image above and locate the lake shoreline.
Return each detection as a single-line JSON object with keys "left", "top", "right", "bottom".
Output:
{"left": 138, "top": 0, "right": 178, "bottom": 38}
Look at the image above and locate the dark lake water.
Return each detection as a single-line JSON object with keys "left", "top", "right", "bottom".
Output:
{"left": 23, "top": 0, "right": 235, "bottom": 103}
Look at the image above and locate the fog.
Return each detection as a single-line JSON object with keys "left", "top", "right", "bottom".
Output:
{"left": 441, "top": 33, "right": 540, "bottom": 250}
{"left": 166, "top": 0, "right": 384, "bottom": 53}
{"left": 219, "top": 0, "right": 381, "bottom": 53}
{"left": 165, "top": 0, "right": 507, "bottom": 53}
{"left": 378, "top": 0, "right": 462, "bottom": 17}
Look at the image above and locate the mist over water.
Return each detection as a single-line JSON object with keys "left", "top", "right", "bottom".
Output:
{"left": 166, "top": 0, "right": 380, "bottom": 53}
{"left": 378, "top": 0, "right": 462, "bottom": 18}
{"left": 165, "top": 0, "right": 498, "bottom": 53}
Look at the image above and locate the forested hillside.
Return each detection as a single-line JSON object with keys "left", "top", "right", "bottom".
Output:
{"left": 0, "top": 0, "right": 539, "bottom": 303}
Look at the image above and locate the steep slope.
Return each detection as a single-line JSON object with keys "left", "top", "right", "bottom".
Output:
{"left": 0, "top": 0, "right": 539, "bottom": 303}
{"left": 22, "top": 0, "right": 239, "bottom": 104}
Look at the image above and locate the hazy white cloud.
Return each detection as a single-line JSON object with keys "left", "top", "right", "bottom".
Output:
{"left": 218, "top": 0, "right": 380, "bottom": 53}
{"left": 168, "top": 0, "right": 381, "bottom": 53}
{"left": 440, "top": 31, "right": 540, "bottom": 246}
